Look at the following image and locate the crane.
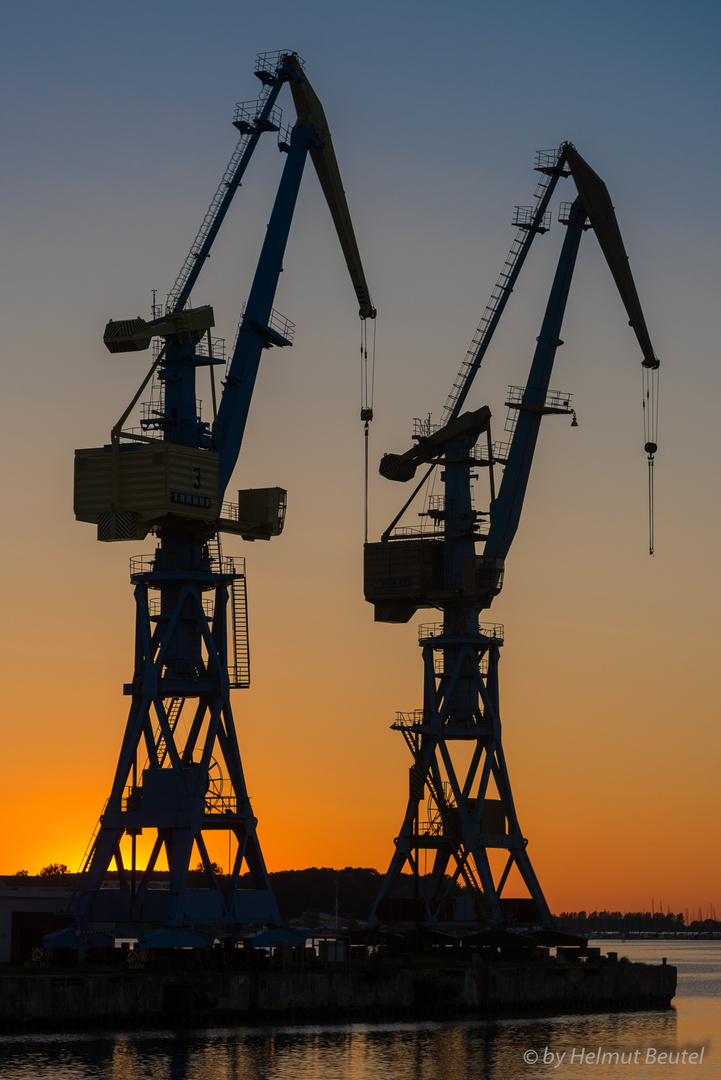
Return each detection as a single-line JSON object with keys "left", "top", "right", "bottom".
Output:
{"left": 364, "top": 143, "right": 658, "bottom": 932}
{"left": 49, "top": 51, "right": 374, "bottom": 950}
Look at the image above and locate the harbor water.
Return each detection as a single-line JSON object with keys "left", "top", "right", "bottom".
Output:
{"left": 0, "top": 940, "right": 717, "bottom": 1079}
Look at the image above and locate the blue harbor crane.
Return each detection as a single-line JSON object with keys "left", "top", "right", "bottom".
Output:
{"left": 364, "top": 144, "right": 659, "bottom": 932}
{"left": 47, "top": 51, "right": 375, "bottom": 950}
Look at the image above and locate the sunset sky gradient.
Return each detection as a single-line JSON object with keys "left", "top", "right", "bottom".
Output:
{"left": 1, "top": 0, "right": 719, "bottom": 916}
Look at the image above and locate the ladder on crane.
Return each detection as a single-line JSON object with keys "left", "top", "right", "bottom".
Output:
{"left": 155, "top": 697, "right": 184, "bottom": 765}
{"left": 230, "top": 571, "right": 250, "bottom": 689}
{"left": 165, "top": 51, "right": 289, "bottom": 313}
{"left": 441, "top": 160, "right": 561, "bottom": 427}
{"left": 207, "top": 534, "right": 250, "bottom": 688}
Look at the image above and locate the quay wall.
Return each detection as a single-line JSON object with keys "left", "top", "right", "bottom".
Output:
{"left": 0, "top": 960, "right": 676, "bottom": 1030}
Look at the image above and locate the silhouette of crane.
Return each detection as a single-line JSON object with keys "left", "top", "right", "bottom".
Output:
{"left": 364, "top": 143, "right": 658, "bottom": 932}
{"left": 48, "top": 51, "right": 374, "bottom": 950}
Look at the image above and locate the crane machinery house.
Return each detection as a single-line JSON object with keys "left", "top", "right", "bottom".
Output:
{"left": 74, "top": 442, "right": 287, "bottom": 543}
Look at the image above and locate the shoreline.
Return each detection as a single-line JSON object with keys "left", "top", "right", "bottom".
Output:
{"left": 0, "top": 956, "right": 676, "bottom": 1033}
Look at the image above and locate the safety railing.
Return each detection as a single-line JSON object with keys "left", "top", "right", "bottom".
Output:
{"left": 492, "top": 439, "right": 512, "bottom": 462}
{"left": 148, "top": 597, "right": 214, "bottom": 619}
{"left": 139, "top": 397, "right": 203, "bottom": 429}
{"left": 388, "top": 524, "right": 444, "bottom": 540}
{"left": 233, "top": 99, "right": 282, "bottom": 134}
{"left": 129, "top": 555, "right": 156, "bottom": 577}
{"left": 413, "top": 416, "right": 441, "bottom": 439}
{"left": 194, "top": 334, "right": 226, "bottom": 362}
{"left": 204, "top": 793, "right": 238, "bottom": 815}
{"left": 468, "top": 444, "right": 492, "bottom": 465}
{"left": 227, "top": 306, "right": 295, "bottom": 373}
{"left": 129, "top": 553, "right": 244, "bottom": 579}
{"left": 558, "top": 201, "right": 589, "bottom": 225}
{"left": 505, "top": 385, "right": 574, "bottom": 413}
{"left": 513, "top": 206, "right": 551, "bottom": 231}
{"left": 267, "top": 306, "right": 295, "bottom": 342}
{"left": 535, "top": 147, "right": 565, "bottom": 172}
{"left": 220, "top": 501, "right": 239, "bottom": 522}
{"left": 418, "top": 622, "right": 504, "bottom": 644}
{"left": 391, "top": 710, "right": 425, "bottom": 729}
{"left": 254, "top": 49, "right": 304, "bottom": 78}
{"left": 433, "top": 652, "right": 490, "bottom": 677}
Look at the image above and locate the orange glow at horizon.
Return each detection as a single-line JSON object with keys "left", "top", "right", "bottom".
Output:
{"left": 3, "top": 430, "right": 719, "bottom": 917}
{"left": 2, "top": 16, "right": 720, "bottom": 925}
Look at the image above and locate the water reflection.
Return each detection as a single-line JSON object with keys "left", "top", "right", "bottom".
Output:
{"left": 0, "top": 1010, "right": 684, "bottom": 1080}
{"left": 3, "top": 937, "right": 720, "bottom": 1080}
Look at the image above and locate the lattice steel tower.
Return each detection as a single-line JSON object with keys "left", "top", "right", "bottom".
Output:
{"left": 48, "top": 51, "right": 374, "bottom": 949}
{"left": 364, "top": 144, "right": 659, "bottom": 931}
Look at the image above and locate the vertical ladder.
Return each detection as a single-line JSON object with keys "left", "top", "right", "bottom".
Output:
{"left": 207, "top": 533, "right": 222, "bottom": 571}
{"left": 441, "top": 163, "right": 562, "bottom": 427}
{"left": 230, "top": 568, "right": 250, "bottom": 689}
{"left": 207, "top": 534, "right": 250, "bottom": 688}
{"left": 165, "top": 65, "right": 285, "bottom": 313}
{"left": 157, "top": 697, "right": 184, "bottom": 766}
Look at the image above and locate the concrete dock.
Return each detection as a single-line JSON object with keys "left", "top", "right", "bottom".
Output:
{"left": 0, "top": 952, "right": 676, "bottom": 1030}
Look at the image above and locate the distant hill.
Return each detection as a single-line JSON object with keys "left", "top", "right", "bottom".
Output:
{"left": 254, "top": 867, "right": 383, "bottom": 923}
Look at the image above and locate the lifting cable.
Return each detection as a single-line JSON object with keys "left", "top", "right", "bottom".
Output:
{"left": 360, "top": 318, "right": 376, "bottom": 543}
{"left": 642, "top": 361, "right": 659, "bottom": 556}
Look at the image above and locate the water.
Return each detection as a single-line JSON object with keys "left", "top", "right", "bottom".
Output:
{"left": 0, "top": 941, "right": 718, "bottom": 1079}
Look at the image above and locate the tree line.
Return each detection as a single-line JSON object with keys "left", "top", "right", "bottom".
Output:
{"left": 9, "top": 866, "right": 719, "bottom": 933}
{"left": 558, "top": 910, "right": 720, "bottom": 935}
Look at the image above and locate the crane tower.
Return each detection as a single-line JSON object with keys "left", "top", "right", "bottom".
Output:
{"left": 49, "top": 51, "right": 374, "bottom": 950}
{"left": 365, "top": 144, "right": 659, "bottom": 932}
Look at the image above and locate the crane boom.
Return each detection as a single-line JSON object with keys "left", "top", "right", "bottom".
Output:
{"left": 440, "top": 143, "right": 658, "bottom": 440}
{"left": 485, "top": 146, "right": 660, "bottom": 561}
{"left": 375, "top": 142, "right": 659, "bottom": 568}
{"left": 286, "top": 55, "right": 376, "bottom": 320}
{"left": 441, "top": 160, "right": 565, "bottom": 426}
{"left": 213, "top": 60, "right": 375, "bottom": 497}
{"left": 167, "top": 68, "right": 287, "bottom": 314}
{"left": 483, "top": 199, "right": 586, "bottom": 561}
{"left": 563, "top": 144, "right": 658, "bottom": 370}
{"left": 213, "top": 124, "right": 310, "bottom": 496}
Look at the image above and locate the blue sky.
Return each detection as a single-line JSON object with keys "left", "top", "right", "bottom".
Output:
{"left": 1, "top": 0, "right": 719, "bottom": 908}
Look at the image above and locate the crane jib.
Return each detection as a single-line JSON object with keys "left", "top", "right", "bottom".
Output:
{"left": 561, "top": 144, "right": 659, "bottom": 372}
{"left": 371, "top": 141, "right": 660, "bottom": 626}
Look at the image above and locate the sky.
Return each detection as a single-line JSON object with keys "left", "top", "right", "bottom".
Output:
{"left": 1, "top": 0, "right": 719, "bottom": 917}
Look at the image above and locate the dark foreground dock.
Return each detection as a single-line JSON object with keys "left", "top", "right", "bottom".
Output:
{"left": 0, "top": 949, "right": 676, "bottom": 1031}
